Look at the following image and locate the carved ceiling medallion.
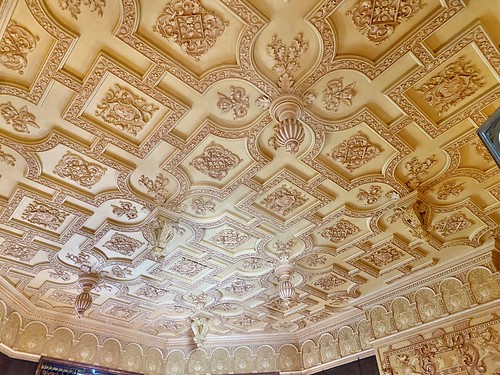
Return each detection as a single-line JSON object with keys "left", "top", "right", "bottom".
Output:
{"left": 111, "top": 201, "right": 138, "bottom": 220}
{"left": 169, "top": 258, "right": 206, "bottom": 277}
{"left": 103, "top": 233, "right": 143, "bottom": 256}
{"left": 154, "top": 0, "right": 226, "bottom": 60}
{"left": 216, "top": 86, "right": 249, "bottom": 119}
{"left": 139, "top": 173, "right": 170, "bottom": 205}
{"left": 210, "top": 228, "right": 249, "bottom": 249}
{"left": 95, "top": 84, "right": 159, "bottom": 136}
{"left": 303, "top": 254, "right": 327, "bottom": 267}
{"left": 21, "top": 202, "right": 69, "bottom": 230}
{"left": 224, "top": 279, "right": 254, "bottom": 295}
{"left": 322, "top": 78, "right": 356, "bottom": 112}
{"left": 58, "top": 0, "right": 106, "bottom": 19}
{"left": 53, "top": 151, "right": 107, "bottom": 188}
{"left": 434, "top": 212, "right": 473, "bottom": 237}
{"left": 0, "top": 20, "right": 38, "bottom": 74}
{"left": 190, "top": 196, "right": 215, "bottom": 215}
{"left": 363, "top": 247, "right": 403, "bottom": 268}
{"left": 190, "top": 142, "right": 242, "bottom": 180}
{"left": 320, "top": 219, "right": 360, "bottom": 243}
{"left": 260, "top": 185, "right": 308, "bottom": 216}
{"left": 404, "top": 154, "right": 437, "bottom": 189}
{"left": 348, "top": 0, "right": 423, "bottom": 44}
{"left": 327, "top": 132, "right": 382, "bottom": 172}
{"left": 136, "top": 285, "right": 168, "bottom": 300}
{"left": 356, "top": 185, "right": 382, "bottom": 205}
{"left": 436, "top": 180, "right": 465, "bottom": 201}
{"left": 417, "top": 58, "right": 484, "bottom": 115}
{"left": 0, "top": 102, "right": 39, "bottom": 133}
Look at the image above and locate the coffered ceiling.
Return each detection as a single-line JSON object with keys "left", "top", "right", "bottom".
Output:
{"left": 0, "top": 0, "right": 499, "bottom": 349}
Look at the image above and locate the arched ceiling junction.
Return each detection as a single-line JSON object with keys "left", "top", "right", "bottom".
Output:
{"left": 0, "top": 0, "right": 499, "bottom": 356}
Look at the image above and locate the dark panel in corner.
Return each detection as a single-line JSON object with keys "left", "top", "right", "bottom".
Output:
{"left": 0, "top": 351, "right": 38, "bottom": 375}
{"left": 313, "top": 356, "right": 379, "bottom": 375}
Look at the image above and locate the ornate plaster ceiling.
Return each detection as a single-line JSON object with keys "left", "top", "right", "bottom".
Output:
{"left": 0, "top": 0, "right": 499, "bottom": 349}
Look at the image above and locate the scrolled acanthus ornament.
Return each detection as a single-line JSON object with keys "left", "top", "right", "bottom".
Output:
{"left": 143, "top": 215, "right": 185, "bottom": 260}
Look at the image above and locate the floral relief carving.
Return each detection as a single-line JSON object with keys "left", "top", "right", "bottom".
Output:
{"left": 327, "top": 131, "right": 382, "bottom": 172}
{"left": 473, "top": 141, "right": 493, "bottom": 162}
{"left": 21, "top": 201, "right": 69, "bottom": 230}
{"left": 216, "top": 86, "right": 249, "bottom": 119}
{"left": 313, "top": 274, "right": 346, "bottom": 290}
{"left": 0, "top": 102, "right": 40, "bottom": 133}
{"left": 267, "top": 33, "right": 308, "bottom": 75}
{"left": 356, "top": 185, "right": 382, "bottom": 205}
{"left": 103, "top": 233, "right": 143, "bottom": 256}
{"left": 66, "top": 252, "right": 91, "bottom": 267}
{"left": 95, "top": 84, "right": 159, "bottom": 136}
{"left": 434, "top": 212, "right": 473, "bottom": 237}
{"left": 105, "top": 305, "right": 135, "bottom": 319}
{"left": 270, "top": 298, "right": 299, "bottom": 311}
{"left": 348, "top": 0, "right": 423, "bottom": 44}
{"left": 303, "top": 253, "right": 327, "bottom": 267}
{"left": 0, "top": 241, "right": 37, "bottom": 261}
{"left": 363, "top": 246, "right": 403, "bottom": 267}
{"left": 308, "top": 311, "right": 330, "bottom": 323}
{"left": 417, "top": 58, "right": 484, "bottom": 115}
{"left": 435, "top": 180, "right": 465, "bottom": 200}
{"left": 224, "top": 279, "right": 254, "bottom": 295}
{"left": 169, "top": 258, "right": 206, "bottom": 277}
{"left": 190, "top": 196, "right": 215, "bottom": 215}
{"left": 233, "top": 317, "right": 258, "bottom": 327}
{"left": 154, "top": 0, "right": 226, "bottom": 60}
{"left": 53, "top": 151, "right": 107, "bottom": 188}
{"left": 48, "top": 290, "right": 77, "bottom": 305}
{"left": 210, "top": 228, "right": 249, "bottom": 249}
{"left": 260, "top": 185, "right": 308, "bottom": 216}
{"left": 322, "top": 78, "right": 356, "bottom": 111}
{"left": 0, "top": 21, "right": 38, "bottom": 74}
{"left": 320, "top": 219, "right": 360, "bottom": 243}
{"left": 111, "top": 265, "right": 133, "bottom": 278}
{"left": 212, "top": 303, "right": 238, "bottom": 312}
{"left": 190, "top": 142, "right": 242, "bottom": 180}
{"left": 404, "top": 154, "right": 437, "bottom": 189}
{"left": 111, "top": 201, "right": 138, "bottom": 220}
{"left": 58, "top": 0, "right": 106, "bottom": 19}
{"left": 139, "top": 173, "right": 169, "bottom": 204}
{"left": 48, "top": 269, "right": 72, "bottom": 281}
{"left": 0, "top": 146, "right": 16, "bottom": 166}
{"left": 136, "top": 285, "right": 168, "bottom": 300}
{"left": 242, "top": 257, "right": 267, "bottom": 270}
{"left": 440, "top": 279, "right": 468, "bottom": 313}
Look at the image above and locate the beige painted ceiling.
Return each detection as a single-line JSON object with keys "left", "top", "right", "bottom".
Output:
{"left": 0, "top": 0, "right": 499, "bottom": 348}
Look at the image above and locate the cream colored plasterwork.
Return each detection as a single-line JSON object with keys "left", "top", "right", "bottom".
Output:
{"left": 322, "top": 78, "right": 356, "bottom": 111}
{"left": 190, "top": 142, "right": 242, "bottom": 180}
{"left": 58, "top": 0, "right": 106, "bottom": 19}
{"left": 327, "top": 131, "right": 382, "bottom": 172}
{"left": 53, "top": 151, "right": 106, "bottom": 188}
{"left": 320, "top": 219, "right": 360, "bottom": 243}
{"left": 266, "top": 33, "right": 308, "bottom": 75}
{"left": 260, "top": 185, "right": 308, "bottom": 216}
{"left": 0, "top": 20, "right": 38, "bottom": 74}
{"left": 21, "top": 202, "right": 69, "bottom": 230}
{"left": 0, "top": 102, "right": 39, "bottom": 133}
{"left": 216, "top": 86, "right": 249, "bottom": 119}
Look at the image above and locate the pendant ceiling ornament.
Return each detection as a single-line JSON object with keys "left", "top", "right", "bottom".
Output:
{"left": 143, "top": 215, "right": 185, "bottom": 260}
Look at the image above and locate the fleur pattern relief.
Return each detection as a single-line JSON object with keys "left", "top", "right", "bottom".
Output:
{"left": 139, "top": 173, "right": 169, "bottom": 204}
{"left": 473, "top": 141, "right": 493, "bottom": 162}
{"left": 190, "top": 142, "right": 242, "bottom": 180}
{"left": 0, "top": 21, "right": 38, "bottom": 74}
{"left": 210, "top": 228, "right": 249, "bottom": 249}
{"left": 404, "top": 155, "right": 437, "bottom": 189}
{"left": 0, "top": 241, "right": 37, "bottom": 261}
{"left": 48, "top": 290, "right": 76, "bottom": 305}
{"left": 216, "top": 86, "right": 249, "bottom": 119}
{"left": 58, "top": 0, "right": 106, "bottom": 19}
{"left": 154, "top": 0, "right": 226, "bottom": 60}
{"left": 327, "top": 132, "right": 382, "bottom": 172}
{"left": 103, "top": 233, "right": 143, "bottom": 256}
{"left": 260, "top": 185, "right": 308, "bottom": 216}
{"left": 434, "top": 212, "right": 473, "bottom": 237}
{"left": 190, "top": 196, "right": 216, "bottom": 215}
{"left": 242, "top": 257, "right": 266, "bottom": 270}
{"left": 436, "top": 180, "right": 465, "bottom": 200}
{"left": 136, "top": 285, "right": 168, "bottom": 300}
{"left": 111, "top": 265, "right": 133, "bottom": 278}
{"left": 111, "top": 201, "right": 138, "bottom": 220}
{"left": 356, "top": 185, "right": 382, "bottom": 205}
{"left": 21, "top": 202, "right": 69, "bottom": 230}
{"left": 232, "top": 317, "right": 258, "bottom": 327}
{"left": 224, "top": 279, "right": 254, "bottom": 295}
{"left": 169, "top": 258, "right": 206, "bottom": 277}
{"left": 0, "top": 146, "right": 16, "bottom": 166}
{"left": 0, "top": 102, "right": 40, "bottom": 133}
{"left": 106, "top": 305, "right": 135, "bottom": 319}
{"left": 303, "top": 254, "right": 327, "bottom": 267}
{"left": 95, "top": 84, "right": 159, "bottom": 136}
{"left": 322, "top": 78, "right": 356, "bottom": 111}
{"left": 53, "top": 151, "right": 107, "bottom": 188}
{"left": 48, "top": 269, "right": 72, "bottom": 281}
{"left": 266, "top": 33, "right": 308, "bottom": 75}
{"left": 320, "top": 219, "right": 360, "bottom": 243}
{"left": 313, "top": 274, "right": 346, "bottom": 290}
{"left": 417, "top": 58, "right": 484, "bottom": 115}
{"left": 363, "top": 247, "right": 403, "bottom": 267}
{"left": 348, "top": 0, "right": 423, "bottom": 44}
